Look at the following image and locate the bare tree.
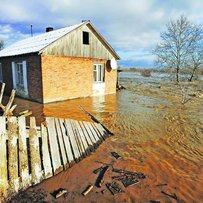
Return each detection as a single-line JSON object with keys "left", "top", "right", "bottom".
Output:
{"left": 188, "top": 27, "right": 203, "bottom": 81}
{"left": 0, "top": 40, "right": 4, "bottom": 50}
{"left": 154, "top": 16, "right": 203, "bottom": 83}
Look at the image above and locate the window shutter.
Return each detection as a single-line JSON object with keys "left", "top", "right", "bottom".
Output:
{"left": 11, "top": 62, "right": 16, "bottom": 89}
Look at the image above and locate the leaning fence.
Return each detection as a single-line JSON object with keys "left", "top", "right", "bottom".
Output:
{"left": 0, "top": 116, "right": 109, "bottom": 202}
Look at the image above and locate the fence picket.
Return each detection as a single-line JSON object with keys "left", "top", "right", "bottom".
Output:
{"left": 64, "top": 119, "right": 81, "bottom": 161}
{"left": 58, "top": 118, "right": 74, "bottom": 165}
{"left": 70, "top": 120, "right": 86, "bottom": 157}
{"left": 29, "top": 117, "right": 43, "bottom": 184}
{"left": 94, "top": 123, "right": 107, "bottom": 139}
{"left": 46, "top": 117, "right": 63, "bottom": 175}
{"left": 0, "top": 116, "right": 8, "bottom": 201}
{"left": 82, "top": 121, "right": 97, "bottom": 146}
{"left": 18, "top": 116, "right": 30, "bottom": 189}
{"left": 78, "top": 121, "right": 94, "bottom": 149}
{"left": 86, "top": 122, "right": 101, "bottom": 144}
{"left": 55, "top": 118, "right": 68, "bottom": 168}
{"left": 91, "top": 122, "right": 104, "bottom": 140}
{"left": 7, "top": 117, "right": 19, "bottom": 194}
{"left": 72, "top": 120, "right": 89, "bottom": 154}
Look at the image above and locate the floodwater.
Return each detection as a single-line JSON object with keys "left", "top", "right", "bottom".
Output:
{"left": 8, "top": 72, "right": 203, "bottom": 202}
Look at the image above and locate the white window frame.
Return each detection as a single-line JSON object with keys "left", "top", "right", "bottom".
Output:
{"left": 12, "top": 61, "right": 28, "bottom": 94}
{"left": 93, "top": 64, "right": 104, "bottom": 83}
{"left": 0, "top": 63, "right": 2, "bottom": 83}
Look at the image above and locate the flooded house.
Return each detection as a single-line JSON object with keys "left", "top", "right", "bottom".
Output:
{"left": 0, "top": 21, "right": 120, "bottom": 103}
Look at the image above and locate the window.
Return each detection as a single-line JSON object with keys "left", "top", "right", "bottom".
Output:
{"left": 93, "top": 64, "right": 104, "bottom": 82}
{"left": 83, "top": 31, "right": 89, "bottom": 45}
{"left": 0, "top": 63, "right": 2, "bottom": 82}
{"left": 15, "top": 62, "right": 24, "bottom": 86}
{"left": 12, "top": 61, "right": 28, "bottom": 95}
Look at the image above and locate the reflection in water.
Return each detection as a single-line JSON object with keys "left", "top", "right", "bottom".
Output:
{"left": 7, "top": 72, "right": 203, "bottom": 202}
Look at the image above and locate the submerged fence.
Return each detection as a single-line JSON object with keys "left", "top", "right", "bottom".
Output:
{"left": 0, "top": 116, "right": 109, "bottom": 201}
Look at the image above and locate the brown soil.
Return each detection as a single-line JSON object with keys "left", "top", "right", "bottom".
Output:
{"left": 7, "top": 79, "right": 203, "bottom": 203}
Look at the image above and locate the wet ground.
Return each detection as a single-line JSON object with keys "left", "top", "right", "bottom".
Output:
{"left": 7, "top": 72, "right": 203, "bottom": 203}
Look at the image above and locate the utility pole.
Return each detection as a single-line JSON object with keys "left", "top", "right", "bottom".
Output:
{"left": 30, "top": 24, "right": 33, "bottom": 37}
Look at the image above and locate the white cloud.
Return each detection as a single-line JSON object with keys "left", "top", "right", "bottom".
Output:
{"left": 0, "top": 0, "right": 203, "bottom": 67}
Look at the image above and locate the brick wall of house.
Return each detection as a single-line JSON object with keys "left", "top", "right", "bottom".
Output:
{"left": 0, "top": 54, "right": 43, "bottom": 102}
{"left": 41, "top": 55, "right": 117, "bottom": 103}
{"left": 105, "top": 61, "right": 117, "bottom": 94}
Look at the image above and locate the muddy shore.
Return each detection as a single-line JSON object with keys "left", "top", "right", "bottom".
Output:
{"left": 7, "top": 73, "right": 203, "bottom": 202}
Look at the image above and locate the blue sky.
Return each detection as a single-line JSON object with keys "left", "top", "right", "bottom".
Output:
{"left": 0, "top": 0, "right": 203, "bottom": 68}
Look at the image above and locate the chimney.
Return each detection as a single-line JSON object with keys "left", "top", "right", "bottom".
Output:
{"left": 82, "top": 20, "right": 90, "bottom": 23}
{"left": 46, "top": 27, "right": 54, "bottom": 32}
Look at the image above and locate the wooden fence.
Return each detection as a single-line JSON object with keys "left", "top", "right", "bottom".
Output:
{"left": 0, "top": 116, "right": 109, "bottom": 202}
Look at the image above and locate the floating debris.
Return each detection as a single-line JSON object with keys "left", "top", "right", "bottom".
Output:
{"left": 150, "top": 200, "right": 161, "bottom": 203}
{"left": 95, "top": 166, "right": 109, "bottom": 187}
{"left": 82, "top": 185, "right": 94, "bottom": 196}
{"left": 161, "top": 190, "right": 185, "bottom": 202}
{"left": 111, "top": 152, "right": 121, "bottom": 159}
{"left": 93, "top": 166, "right": 104, "bottom": 174}
{"left": 51, "top": 188, "right": 67, "bottom": 199}
{"left": 121, "top": 176, "right": 139, "bottom": 188}
{"left": 156, "top": 183, "right": 168, "bottom": 187}
{"left": 112, "top": 168, "right": 146, "bottom": 180}
{"left": 106, "top": 182, "right": 124, "bottom": 195}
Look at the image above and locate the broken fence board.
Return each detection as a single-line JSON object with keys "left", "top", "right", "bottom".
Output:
{"left": 29, "top": 117, "right": 43, "bottom": 184}
{"left": 64, "top": 119, "right": 81, "bottom": 161}
{"left": 7, "top": 117, "right": 19, "bottom": 194}
{"left": 86, "top": 122, "right": 101, "bottom": 144}
{"left": 94, "top": 123, "right": 108, "bottom": 139}
{"left": 41, "top": 124, "right": 53, "bottom": 179}
{"left": 72, "top": 120, "right": 89, "bottom": 153}
{"left": 70, "top": 120, "right": 86, "bottom": 157}
{"left": 58, "top": 118, "right": 74, "bottom": 165}
{"left": 46, "top": 117, "right": 63, "bottom": 175}
{"left": 0, "top": 116, "right": 8, "bottom": 201}
{"left": 78, "top": 121, "right": 94, "bottom": 149}
{"left": 55, "top": 118, "right": 68, "bottom": 168}
{"left": 90, "top": 122, "right": 104, "bottom": 141}
{"left": 82, "top": 121, "right": 97, "bottom": 145}
{"left": 18, "top": 116, "right": 30, "bottom": 189}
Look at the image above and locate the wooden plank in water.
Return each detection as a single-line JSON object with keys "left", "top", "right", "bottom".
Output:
{"left": 70, "top": 120, "right": 86, "bottom": 158}
{"left": 72, "top": 120, "right": 89, "bottom": 154}
{"left": 0, "top": 116, "right": 8, "bottom": 201}
{"left": 29, "top": 117, "right": 43, "bottom": 184}
{"left": 58, "top": 118, "right": 74, "bottom": 166}
{"left": 55, "top": 118, "right": 68, "bottom": 168}
{"left": 64, "top": 119, "right": 81, "bottom": 161}
{"left": 78, "top": 121, "right": 94, "bottom": 150}
{"left": 41, "top": 124, "right": 53, "bottom": 179}
{"left": 7, "top": 117, "right": 19, "bottom": 194}
{"left": 18, "top": 116, "right": 30, "bottom": 189}
{"left": 46, "top": 117, "right": 63, "bottom": 175}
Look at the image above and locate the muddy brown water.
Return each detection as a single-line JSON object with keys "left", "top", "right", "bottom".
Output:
{"left": 7, "top": 72, "right": 203, "bottom": 202}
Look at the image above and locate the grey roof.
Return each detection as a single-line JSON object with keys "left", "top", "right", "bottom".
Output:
{"left": 0, "top": 22, "right": 84, "bottom": 57}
